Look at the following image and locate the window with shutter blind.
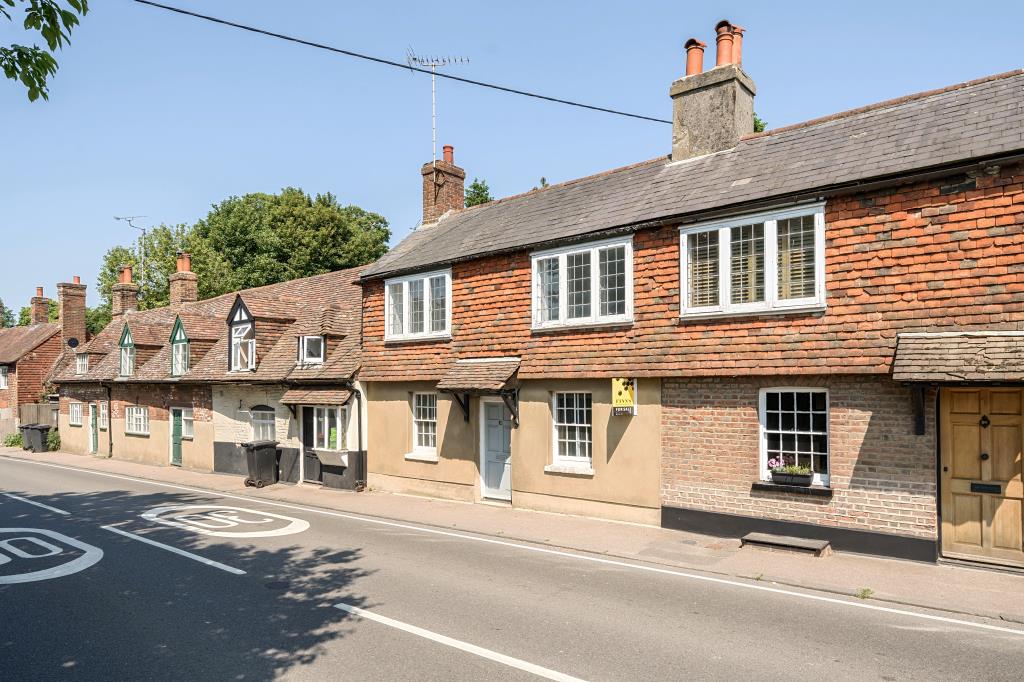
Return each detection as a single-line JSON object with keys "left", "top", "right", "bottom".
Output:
{"left": 680, "top": 205, "right": 825, "bottom": 317}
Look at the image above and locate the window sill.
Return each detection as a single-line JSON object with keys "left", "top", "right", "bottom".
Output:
{"left": 125, "top": 432, "right": 150, "bottom": 438}
{"left": 544, "top": 463, "right": 595, "bottom": 477}
{"left": 679, "top": 304, "right": 826, "bottom": 322}
{"left": 385, "top": 334, "right": 452, "bottom": 345}
{"left": 532, "top": 319, "right": 633, "bottom": 335}
{"left": 404, "top": 451, "right": 439, "bottom": 463}
{"left": 69, "top": 423, "right": 82, "bottom": 428}
{"left": 751, "top": 481, "right": 833, "bottom": 497}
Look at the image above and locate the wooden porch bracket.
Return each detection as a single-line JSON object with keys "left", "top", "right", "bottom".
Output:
{"left": 442, "top": 390, "right": 471, "bottom": 422}
{"left": 500, "top": 389, "right": 520, "bottom": 428}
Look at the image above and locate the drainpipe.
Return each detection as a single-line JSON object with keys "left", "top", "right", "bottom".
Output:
{"left": 352, "top": 386, "right": 366, "bottom": 492}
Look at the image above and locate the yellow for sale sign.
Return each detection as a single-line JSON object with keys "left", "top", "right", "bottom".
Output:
{"left": 612, "top": 378, "right": 636, "bottom": 416}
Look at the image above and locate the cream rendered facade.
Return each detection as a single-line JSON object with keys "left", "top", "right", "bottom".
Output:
{"left": 366, "top": 378, "right": 662, "bottom": 524}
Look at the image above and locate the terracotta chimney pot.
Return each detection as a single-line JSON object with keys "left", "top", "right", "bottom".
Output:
{"left": 36, "top": 286, "right": 43, "bottom": 298}
{"left": 730, "top": 25, "right": 745, "bottom": 65}
{"left": 176, "top": 251, "right": 192, "bottom": 273}
{"left": 684, "top": 39, "right": 706, "bottom": 76}
{"left": 715, "top": 20, "right": 734, "bottom": 67}
{"left": 443, "top": 145, "right": 454, "bottom": 164}
{"left": 73, "top": 276, "right": 80, "bottom": 284}
{"left": 119, "top": 265, "right": 133, "bottom": 284}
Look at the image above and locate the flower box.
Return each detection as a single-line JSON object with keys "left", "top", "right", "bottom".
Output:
{"left": 770, "top": 471, "right": 813, "bottom": 487}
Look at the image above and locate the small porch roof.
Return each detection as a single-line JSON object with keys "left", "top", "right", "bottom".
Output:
{"left": 893, "top": 332, "right": 1024, "bottom": 382}
{"left": 436, "top": 358, "right": 520, "bottom": 393}
{"left": 280, "top": 386, "right": 353, "bottom": 405}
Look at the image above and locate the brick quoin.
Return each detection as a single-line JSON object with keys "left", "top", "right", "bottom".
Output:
{"left": 361, "top": 163, "right": 1024, "bottom": 382}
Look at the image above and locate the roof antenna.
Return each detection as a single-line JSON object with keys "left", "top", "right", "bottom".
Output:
{"left": 114, "top": 215, "right": 147, "bottom": 300}
{"left": 406, "top": 48, "right": 469, "bottom": 176}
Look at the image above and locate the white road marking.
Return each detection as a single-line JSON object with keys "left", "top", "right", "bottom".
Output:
{"left": 7, "top": 457, "right": 1024, "bottom": 637}
{"left": 0, "top": 528, "right": 103, "bottom": 584}
{"left": 101, "top": 525, "right": 245, "bottom": 575}
{"left": 141, "top": 505, "right": 309, "bottom": 537}
{"left": 3, "top": 492, "right": 70, "bottom": 515}
{"left": 334, "top": 601, "right": 586, "bottom": 682}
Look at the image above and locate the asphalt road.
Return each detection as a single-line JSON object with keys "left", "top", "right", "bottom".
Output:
{"left": 1, "top": 456, "right": 1022, "bottom": 681}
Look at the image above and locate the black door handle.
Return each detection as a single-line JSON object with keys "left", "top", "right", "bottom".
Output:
{"left": 980, "top": 452, "right": 990, "bottom": 461}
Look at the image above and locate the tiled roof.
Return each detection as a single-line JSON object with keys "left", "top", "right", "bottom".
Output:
{"left": 0, "top": 323, "right": 60, "bottom": 364}
{"left": 280, "top": 386, "right": 353, "bottom": 405}
{"left": 363, "top": 70, "right": 1024, "bottom": 280}
{"left": 893, "top": 333, "right": 1024, "bottom": 382}
{"left": 52, "top": 266, "right": 367, "bottom": 385}
{"left": 436, "top": 358, "right": 520, "bottom": 392}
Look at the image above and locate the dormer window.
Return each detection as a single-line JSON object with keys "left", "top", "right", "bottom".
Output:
{"left": 384, "top": 269, "right": 451, "bottom": 341}
{"left": 170, "top": 318, "right": 189, "bottom": 376}
{"left": 228, "top": 299, "right": 256, "bottom": 372}
{"left": 119, "top": 326, "right": 135, "bottom": 377}
{"left": 299, "top": 336, "right": 325, "bottom": 365}
{"left": 75, "top": 353, "right": 88, "bottom": 375}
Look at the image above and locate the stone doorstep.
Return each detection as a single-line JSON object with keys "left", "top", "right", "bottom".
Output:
{"left": 740, "top": 532, "right": 833, "bottom": 557}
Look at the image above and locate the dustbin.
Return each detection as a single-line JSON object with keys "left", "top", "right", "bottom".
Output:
{"left": 242, "top": 440, "right": 278, "bottom": 488}
{"left": 23, "top": 424, "right": 51, "bottom": 452}
{"left": 18, "top": 424, "right": 36, "bottom": 450}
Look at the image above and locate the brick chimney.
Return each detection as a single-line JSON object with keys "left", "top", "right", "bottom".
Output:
{"left": 57, "top": 276, "right": 87, "bottom": 348}
{"left": 421, "top": 144, "right": 466, "bottom": 225}
{"left": 670, "top": 20, "right": 756, "bottom": 161}
{"left": 111, "top": 265, "right": 139, "bottom": 317}
{"left": 30, "top": 287, "right": 50, "bottom": 325}
{"left": 169, "top": 251, "right": 198, "bottom": 309}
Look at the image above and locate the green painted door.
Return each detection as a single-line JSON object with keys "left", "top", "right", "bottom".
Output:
{"left": 171, "top": 409, "right": 183, "bottom": 466}
{"left": 89, "top": 405, "right": 98, "bottom": 454}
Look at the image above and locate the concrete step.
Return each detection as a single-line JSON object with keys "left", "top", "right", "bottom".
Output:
{"left": 740, "top": 532, "right": 832, "bottom": 557}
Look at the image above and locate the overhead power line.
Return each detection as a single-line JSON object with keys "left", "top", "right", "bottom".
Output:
{"left": 132, "top": 0, "right": 671, "bottom": 125}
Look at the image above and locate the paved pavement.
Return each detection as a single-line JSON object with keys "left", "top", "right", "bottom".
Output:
{"left": 2, "top": 453, "right": 1024, "bottom": 680}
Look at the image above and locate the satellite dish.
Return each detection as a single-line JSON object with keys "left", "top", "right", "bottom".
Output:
{"left": 67, "top": 338, "right": 80, "bottom": 349}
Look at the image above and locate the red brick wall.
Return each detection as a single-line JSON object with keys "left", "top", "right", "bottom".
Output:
{"left": 60, "top": 384, "right": 213, "bottom": 423}
{"left": 661, "top": 375, "right": 938, "bottom": 539}
{"left": 14, "top": 334, "right": 62, "bottom": 406}
{"left": 361, "top": 163, "right": 1024, "bottom": 380}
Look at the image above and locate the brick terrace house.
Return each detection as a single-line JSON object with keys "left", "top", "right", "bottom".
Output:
{"left": 358, "top": 21, "right": 1024, "bottom": 566}
{"left": 52, "top": 256, "right": 368, "bottom": 490}
{"left": 0, "top": 286, "right": 66, "bottom": 437}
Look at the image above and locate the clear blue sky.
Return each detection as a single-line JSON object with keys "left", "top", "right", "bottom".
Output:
{"left": 2, "top": 0, "right": 1021, "bottom": 310}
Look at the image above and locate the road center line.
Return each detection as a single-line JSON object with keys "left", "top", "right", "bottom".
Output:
{"left": 7, "top": 457, "right": 1024, "bottom": 637}
{"left": 334, "top": 601, "right": 586, "bottom": 681}
{"left": 2, "top": 492, "right": 71, "bottom": 516}
{"left": 101, "top": 524, "right": 245, "bottom": 575}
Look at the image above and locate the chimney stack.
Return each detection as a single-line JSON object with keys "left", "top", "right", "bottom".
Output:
{"left": 169, "top": 251, "right": 198, "bottom": 308}
{"left": 30, "top": 287, "right": 50, "bottom": 325}
{"left": 670, "top": 20, "right": 756, "bottom": 161}
{"left": 111, "top": 265, "right": 140, "bottom": 317}
{"left": 57, "top": 276, "right": 87, "bottom": 349}
{"left": 421, "top": 144, "right": 466, "bottom": 225}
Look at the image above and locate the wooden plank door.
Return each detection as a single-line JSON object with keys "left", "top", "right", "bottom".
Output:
{"left": 940, "top": 388, "right": 1024, "bottom": 567}
{"left": 170, "top": 409, "right": 183, "bottom": 467}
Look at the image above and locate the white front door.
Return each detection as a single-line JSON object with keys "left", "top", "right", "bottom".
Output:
{"left": 481, "top": 401, "right": 512, "bottom": 500}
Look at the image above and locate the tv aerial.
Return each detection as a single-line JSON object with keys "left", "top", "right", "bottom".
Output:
{"left": 406, "top": 48, "right": 469, "bottom": 171}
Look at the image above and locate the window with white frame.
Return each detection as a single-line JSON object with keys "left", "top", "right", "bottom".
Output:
{"left": 552, "top": 392, "right": 592, "bottom": 465}
{"left": 181, "top": 407, "right": 194, "bottom": 439}
{"left": 309, "top": 405, "right": 346, "bottom": 450}
{"left": 119, "top": 327, "right": 135, "bottom": 377}
{"left": 0, "top": 365, "right": 7, "bottom": 389}
{"left": 231, "top": 323, "right": 255, "bottom": 371}
{"left": 760, "top": 389, "right": 829, "bottom": 486}
{"left": 75, "top": 354, "right": 89, "bottom": 375}
{"left": 125, "top": 406, "right": 149, "bottom": 435}
{"left": 68, "top": 402, "right": 83, "bottom": 426}
{"left": 680, "top": 205, "right": 825, "bottom": 317}
{"left": 385, "top": 270, "right": 451, "bottom": 341}
{"left": 171, "top": 322, "right": 189, "bottom": 376}
{"left": 299, "top": 336, "right": 325, "bottom": 364}
{"left": 99, "top": 401, "right": 108, "bottom": 430}
{"left": 412, "top": 393, "right": 437, "bottom": 451}
{"left": 251, "top": 407, "right": 276, "bottom": 442}
{"left": 532, "top": 237, "right": 633, "bottom": 329}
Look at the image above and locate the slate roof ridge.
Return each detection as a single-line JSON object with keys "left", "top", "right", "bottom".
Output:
{"left": 743, "top": 68, "right": 1024, "bottom": 142}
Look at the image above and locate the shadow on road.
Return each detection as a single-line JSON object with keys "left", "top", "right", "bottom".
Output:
{"left": 0, "top": 486, "right": 374, "bottom": 680}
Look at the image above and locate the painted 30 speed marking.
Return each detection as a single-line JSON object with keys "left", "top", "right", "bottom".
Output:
{"left": 0, "top": 528, "right": 103, "bottom": 584}
{"left": 141, "top": 505, "right": 310, "bottom": 538}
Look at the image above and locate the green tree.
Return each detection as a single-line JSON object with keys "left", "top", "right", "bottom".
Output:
{"left": 0, "top": 298, "right": 15, "bottom": 327}
{"left": 96, "top": 189, "right": 390, "bottom": 309}
{"left": 1, "top": 0, "right": 88, "bottom": 101}
{"left": 18, "top": 298, "right": 57, "bottom": 325}
{"left": 85, "top": 304, "right": 110, "bottom": 335}
{"left": 464, "top": 178, "right": 493, "bottom": 207}
{"left": 753, "top": 113, "right": 767, "bottom": 133}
